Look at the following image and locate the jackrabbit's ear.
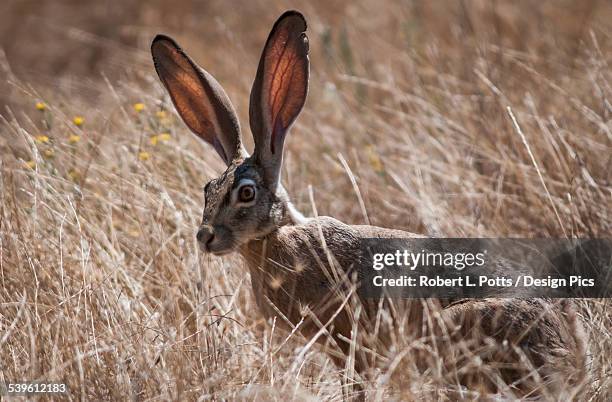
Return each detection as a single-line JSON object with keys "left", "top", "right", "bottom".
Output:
{"left": 152, "top": 35, "right": 244, "bottom": 165}
{"left": 249, "top": 11, "right": 309, "bottom": 188}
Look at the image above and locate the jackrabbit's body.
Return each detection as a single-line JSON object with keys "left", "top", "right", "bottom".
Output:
{"left": 151, "top": 10, "right": 587, "bottom": 396}
{"left": 241, "top": 210, "right": 585, "bottom": 388}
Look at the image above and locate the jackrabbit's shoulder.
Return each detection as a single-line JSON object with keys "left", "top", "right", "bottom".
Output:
{"left": 274, "top": 216, "right": 359, "bottom": 248}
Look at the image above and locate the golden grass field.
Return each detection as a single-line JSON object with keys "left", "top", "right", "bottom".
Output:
{"left": 0, "top": 0, "right": 610, "bottom": 400}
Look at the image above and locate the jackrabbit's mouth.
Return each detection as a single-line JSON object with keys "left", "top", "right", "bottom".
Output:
{"left": 200, "top": 239, "right": 236, "bottom": 256}
{"left": 209, "top": 248, "right": 234, "bottom": 256}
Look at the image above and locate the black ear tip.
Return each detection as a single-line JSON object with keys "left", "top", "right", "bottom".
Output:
{"left": 151, "top": 34, "right": 178, "bottom": 54}
{"left": 277, "top": 10, "right": 307, "bottom": 31}
{"left": 280, "top": 10, "right": 305, "bottom": 19}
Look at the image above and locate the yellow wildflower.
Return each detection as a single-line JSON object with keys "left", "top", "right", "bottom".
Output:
{"left": 149, "top": 133, "right": 172, "bottom": 146}
{"left": 25, "top": 160, "right": 36, "bottom": 169}
{"left": 133, "top": 103, "right": 145, "bottom": 113}
{"left": 43, "top": 149, "right": 55, "bottom": 158}
{"left": 150, "top": 132, "right": 171, "bottom": 146}
{"left": 155, "top": 110, "right": 167, "bottom": 119}
{"left": 366, "top": 145, "right": 384, "bottom": 173}
{"left": 68, "top": 134, "right": 81, "bottom": 144}
{"left": 68, "top": 169, "right": 80, "bottom": 181}
{"left": 36, "top": 135, "right": 50, "bottom": 144}
{"left": 35, "top": 102, "right": 46, "bottom": 111}
{"left": 138, "top": 151, "right": 150, "bottom": 161}
{"left": 73, "top": 116, "right": 84, "bottom": 127}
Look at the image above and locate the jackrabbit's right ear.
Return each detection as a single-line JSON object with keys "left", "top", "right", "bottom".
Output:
{"left": 151, "top": 35, "right": 244, "bottom": 165}
{"left": 249, "top": 11, "right": 309, "bottom": 189}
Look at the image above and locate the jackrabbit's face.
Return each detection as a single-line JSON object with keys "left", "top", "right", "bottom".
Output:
{"left": 151, "top": 11, "right": 309, "bottom": 255}
{"left": 197, "top": 159, "right": 287, "bottom": 254}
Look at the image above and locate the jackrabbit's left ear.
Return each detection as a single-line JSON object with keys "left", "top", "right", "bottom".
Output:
{"left": 249, "top": 11, "right": 309, "bottom": 189}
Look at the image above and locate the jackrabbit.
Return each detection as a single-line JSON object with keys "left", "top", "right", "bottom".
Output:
{"left": 151, "top": 10, "right": 587, "bottom": 396}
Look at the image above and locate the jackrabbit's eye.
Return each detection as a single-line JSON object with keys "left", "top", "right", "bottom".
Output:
{"left": 238, "top": 184, "right": 256, "bottom": 203}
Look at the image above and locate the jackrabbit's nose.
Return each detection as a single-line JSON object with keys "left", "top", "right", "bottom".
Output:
{"left": 197, "top": 226, "right": 215, "bottom": 246}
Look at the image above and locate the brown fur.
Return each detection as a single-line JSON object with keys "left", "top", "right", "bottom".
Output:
{"left": 240, "top": 216, "right": 587, "bottom": 395}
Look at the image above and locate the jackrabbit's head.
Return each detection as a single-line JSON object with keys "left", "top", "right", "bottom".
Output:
{"left": 151, "top": 11, "right": 309, "bottom": 255}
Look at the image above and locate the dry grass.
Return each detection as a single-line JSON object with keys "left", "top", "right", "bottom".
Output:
{"left": 0, "top": 0, "right": 610, "bottom": 400}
